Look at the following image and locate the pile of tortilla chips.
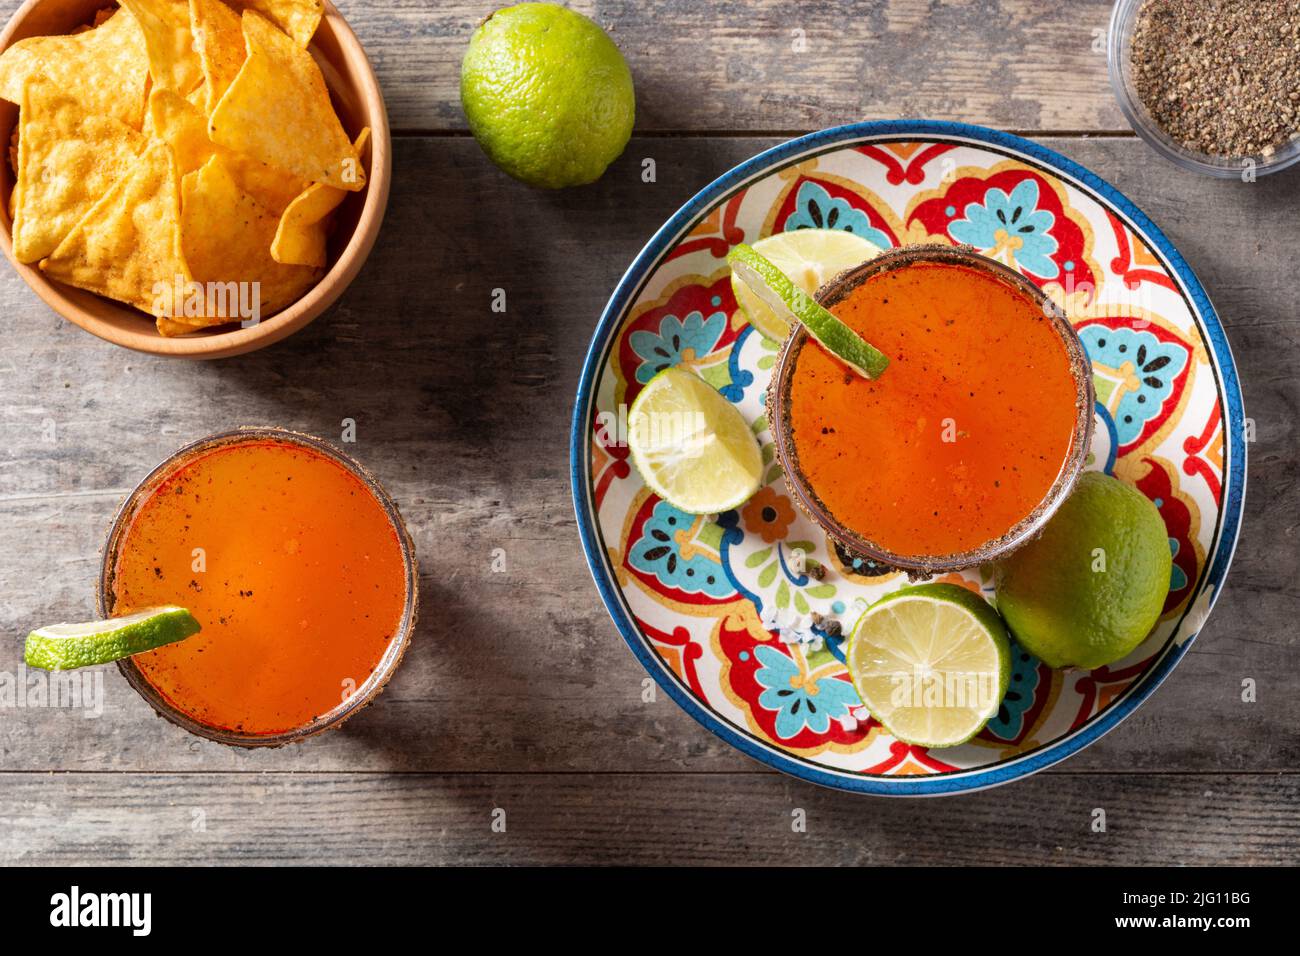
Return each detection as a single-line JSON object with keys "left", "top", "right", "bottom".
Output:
{"left": 0, "top": 0, "right": 369, "bottom": 336}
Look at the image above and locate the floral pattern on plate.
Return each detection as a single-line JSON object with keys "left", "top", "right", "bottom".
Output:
{"left": 577, "top": 125, "right": 1244, "bottom": 793}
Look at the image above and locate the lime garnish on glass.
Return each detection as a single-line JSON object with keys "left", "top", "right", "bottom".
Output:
{"left": 627, "top": 366, "right": 763, "bottom": 515}
{"left": 24, "top": 606, "right": 201, "bottom": 671}
{"left": 727, "top": 243, "right": 889, "bottom": 379}
{"left": 730, "top": 230, "right": 883, "bottom": 343}
{"left": 845, "top": 583, "right": 1010, "bottom": 748}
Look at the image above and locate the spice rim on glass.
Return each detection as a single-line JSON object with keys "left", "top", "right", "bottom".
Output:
{"left": 768, "top": 245, "right": 1095, "bottom": 577}
{"left": 98, "top": 427, "right": 419, "bottom": 747}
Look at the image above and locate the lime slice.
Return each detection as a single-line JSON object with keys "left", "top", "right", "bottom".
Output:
{"left": 731, "top": 229, "right": 883, "bottom": 343}
{"left": 627, "top": 366, "right": 763, "bottom": 514}
{"left": 845, "top": 583, "right": 1010, "bottom": 748}
{"left": 727, "top": 243, "right": 890, "bottom": 379}
{"left": 24, "top": 606, "right": 201, "bottom": 671}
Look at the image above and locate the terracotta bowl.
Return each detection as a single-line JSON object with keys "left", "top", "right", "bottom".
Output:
{"left": 0, "top": 0, "right": 391, "bottom": 359}
{"left": 767, "top": 244, "right": 1096, "bottom": 578}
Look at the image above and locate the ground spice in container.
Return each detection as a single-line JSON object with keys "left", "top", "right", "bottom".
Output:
{"left": 1130, "top": 0, "right": 1300, "bottom": 158}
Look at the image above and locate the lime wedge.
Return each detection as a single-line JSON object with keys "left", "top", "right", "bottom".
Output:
{"left": 24, "top": 606, "right": 201, "bottom": 671}
{"left": 845, "top": 583, "right": 1010, "bottom": 748}
{"left": 731, "top": 229, "right": 883, "bottom": 343}
{"left": 727, "top": 243, "right": 889, "bottom": 379}
{"left": 627, "top": 366, "right": 763, "bottom": 514}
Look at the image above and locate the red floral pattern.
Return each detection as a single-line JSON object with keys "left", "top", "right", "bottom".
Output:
{"left": 908, "top": 167, "right": 1097, "bottom": 298}
{"left": 586, "top": 137, "right": 1235, "bottom": 784}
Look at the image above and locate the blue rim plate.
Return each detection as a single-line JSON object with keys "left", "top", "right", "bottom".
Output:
{"left": 570, "top": 120, "right": 1246, "bottom": 796}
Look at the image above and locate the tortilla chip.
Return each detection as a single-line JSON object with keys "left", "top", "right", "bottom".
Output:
{"left": 268, "top": 187, "right": 331, "bottom": 267}
{"left": 226, "top": 0, "right": 322, "bottom": 46}
{"left": 41, "top": 143, "right": 191, "bottom": 316}
{"left": 148, "top": 88, "right": 304, "bottom": 212}
{"left": 190, "top": 0, "right": 244, "bottom": 113}
{"left": 230, "top": 155, "right": 310, "bottom": 214}
{"left": 156, "top": 316, "right": 205, "bottom": 335}
{"left": 271, "top": 127, "right": 368, "bottom": 267}
{"left": 119, "top": 0, "right": 203, "bottom": 93}
{"left": 12, "top": 79, "right": 148, "bottom": 263}
{"left": 209, "top": 11, "right": 361, "bottom": 191}
{"left": 147, "top": 88, "right": 217, "bottom": 172}
{"left": 0, "top": 8, "right": 149, "bottom": 127}
{"left": 179, "top": 154, "right": 319, "bottom": 323}
{"left": 7, "top": 121, "right": 14, "bottom": 219}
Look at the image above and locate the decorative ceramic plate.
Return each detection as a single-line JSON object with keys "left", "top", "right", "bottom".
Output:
{"left": 571, "top": 121, "right": 1245, "bottom": 795}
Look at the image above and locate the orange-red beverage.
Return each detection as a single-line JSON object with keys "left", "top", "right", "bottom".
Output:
{"left": 774, "top": 247, "right": 1090, "bottom": 567}
{"left": 104, "top": 431, "right": 414, "bottom": 740}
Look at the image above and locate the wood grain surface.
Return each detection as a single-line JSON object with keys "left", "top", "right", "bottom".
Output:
{"left": 0, "top": 0, "right": 1296, "bottom": 865}
{"left": 2, "top": 772, "right": 1296, "bottom": 865}
{"left": 359, "top": 0, "right": 1124, "bottom": 133}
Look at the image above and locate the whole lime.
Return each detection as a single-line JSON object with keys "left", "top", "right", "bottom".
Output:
{"left": 460, "top": 3, "right": 635, "bottom": 188}
{"left": 993, "top": 471, "right": 1172, "bottom": 669}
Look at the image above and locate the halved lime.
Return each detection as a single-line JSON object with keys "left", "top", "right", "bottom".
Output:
{"left": 24, "top": 606, "right": 201, "bottom": 671}
{"left": 627, "top": 366, "right": 763, "bottom": 514}
{"left": 845, "top": 583, "right": 1010, "bottom": 748}
{"left": 727, "top": 243, "right": 889, "bottom": 379}
{"left": 731, "top": 229, "right": 883, "bottom": 343}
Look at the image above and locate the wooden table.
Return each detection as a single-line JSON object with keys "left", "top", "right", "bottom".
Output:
{"left": 1, "top": 0, "right": 1296, "bottom": 865}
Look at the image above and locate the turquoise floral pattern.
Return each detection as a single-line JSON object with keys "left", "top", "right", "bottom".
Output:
{"left": 785, "top": 181, "right": 893, "bottom": 249}
{"left": 985, "top": 641, "right": 1042, "bottom": 742}
{"left": 753, "top": 644, "right": 860, "bottom": 738}
{"left": 949, "top": 179, "right": 1059, "bottom": 279}
{"left": 627, "top": 500, "right": 734, "bottom": 599}
{"left": 1169, "top": 538, "right": 1188, "bottom": 592}
{"left": 592, "top": 136, "right": 1233, "bottom": 786}
{"left": 629, "top": 310, "right": 726, "bottom": 384}
{"left": 1079, "top": 326, "right": 1189, "bottom": 447}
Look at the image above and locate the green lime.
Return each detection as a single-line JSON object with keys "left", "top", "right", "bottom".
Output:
{"left": 24, "top": 606, "right": 201, "bottom": 671}
{"left": 727, "top": 243, "right": 889, "bottom": 378}
{"left": 994, "top": 471, "right": 1172, "bottom": 669}
{"left": 731, "top": 230, "right": 884, "bottom": 343}
{"left": 460, "top": 3, "right": 635, "bottom": 188}
{"left": 846, "top": 583, "right": 1011, "bottom": 748}
{"left": 627, "top": 366, "right": 763, "bottom": 515}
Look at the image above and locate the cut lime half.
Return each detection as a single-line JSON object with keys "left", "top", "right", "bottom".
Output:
{"left": 727, "top": 243, "right": 889, "bottom": 379}
{"left": 627, "top": 366, "right": 763, "bottom": 514}
{"left": 846, "top": 584, "right": 1010, "bottom": 748}
{"left": 24, "top": 606, "right": 201, "bottom": 671}
{"left": 731, "top": 229, "right": 883, "bottom": 343}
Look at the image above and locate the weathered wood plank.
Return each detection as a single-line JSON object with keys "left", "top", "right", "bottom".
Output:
{"left": 0, "top": 0, "right": 1125, "bottom": 133}
{"left": 0, "top": 136, "right": 1295, "bottom": 778}
{"left": 356, "top": 0, "right": 1125, "bottom": 133}
{"left": 2, "top": 771, "right": 1296, "bottom": 865}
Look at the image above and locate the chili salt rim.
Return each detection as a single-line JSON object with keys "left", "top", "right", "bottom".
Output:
{"left": 767, "top": 244, "right": 1096, "bottom": 578}
{"left": 98, "top": 426, "right": 419, "bottom": 748}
